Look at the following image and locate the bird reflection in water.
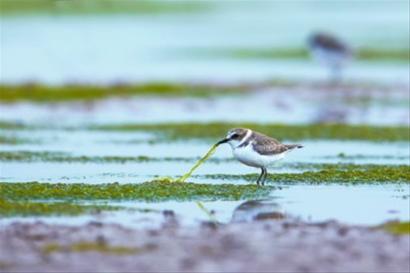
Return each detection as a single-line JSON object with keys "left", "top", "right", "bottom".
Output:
{"left": 230, "top": 199, "right": 286, "bottom": 223}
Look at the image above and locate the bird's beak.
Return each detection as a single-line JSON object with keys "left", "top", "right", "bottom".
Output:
{"left": 216, "top": 138, "right": 229, "bottom": 146}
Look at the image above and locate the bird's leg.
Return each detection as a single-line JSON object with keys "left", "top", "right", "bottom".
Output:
{"left": 330, "top": 65, "right": 342, "bottom": 85}
{"left": 261, "top": 167, "right": 267, "bottom": 186}
{"left": 256, "top": 168, "right": 264, "bottom": 186}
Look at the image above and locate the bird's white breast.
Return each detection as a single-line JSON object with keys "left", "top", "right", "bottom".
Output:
{"left": 233, "top": 143, "right": 285, "bottom": 168}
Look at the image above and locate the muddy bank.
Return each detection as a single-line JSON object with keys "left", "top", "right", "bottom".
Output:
{"left": 1, "top": 220, "right": 408, "bottom": 272}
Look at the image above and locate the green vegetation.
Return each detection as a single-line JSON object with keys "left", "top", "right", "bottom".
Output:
{"left": 0, "top": 180, "right": 272, "bottom": 202}
{"left": 357, "top": 48, "right": 410, "bottom": 61}
{"left": 0, "top": 135, "right": 37, "bottom": 145}
{"left": 380, "top": 221, "right": 410, "bottom": 235}
{"left": 178, "top": 144, "right": 219, "bottom": 182}
{"left": 325, "top": 152, "right": 409, "bottom": 160}
{"left": 0, "top": 0, "right": 211, "bottom": 16}
{"left": 0, "top": 165, "right": 407, "bottom": 208}
{"left": 0, "top": 80, "right": 404, "bottom": 103}
{"left": 193, "top": 47, "right": 410, "bottom": 62}
{"left": 42, "top": 241, "right": 154, "bottom": 255}
{"left": 1, "top": 151, "right": 407, "bottom": 174}
{"left": 0, "top": 121, "right": 30, "bottom": 130}
{"left": 4, "top": 120, "right": 408, "bottom": 142}
{"left": 205, "top": 165, "right": 410, "bottom": 184}
{"left": 0, "top": 199, "right": 118, "bottom": 217}
{"left": 0, "top": 82, "right": 249, "bottom": 102}
{"left": 0, "top": 151, "right": 165, "bottom": 163}
{"left": 95, "top": 122, "right": 410, "bottom": 142}
{"left": 0, "top": 150, "right": 235, "bottom": 163}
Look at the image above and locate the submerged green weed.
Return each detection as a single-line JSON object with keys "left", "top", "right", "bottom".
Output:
{"left": 0, "top": 121, "right": 31, "bottom": 130}
{"left": 42, "top": 241, "right": 155, "bottom": 255}
{"left": 323, "top": 153, "right": 409, "bottom": 160}
{"left": 95, "top": 122, "right": 410, "bottom": 142}
{"left": 0, "top": 135, "right": 37, "bottom": 145}
{"left": 0, "top": 0, "right": 211, "bottom": 15}
{"left": 0, "top": 151, "right": 165, "bottom": 163}
{"left": 0, "top": 199, "right": 119, "bottom": 217}
{"left": 0, "top": 150, "right": 229, "bottom": 163}
{"left": 205, "top": 165, "right": 410, "bottom": 184}
{"left": 0, "top": 82, "right": 248, "bottom": 102}
{"left": 6, "top": 120, "right": 408, "bottom": 141}
{"left": 194, "top": 47, "right": 410, "bottom": 61}
{"left": 0, "top": 180, "right": 272, "bottom": 202}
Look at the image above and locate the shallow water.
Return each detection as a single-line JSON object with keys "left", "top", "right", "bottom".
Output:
{"left": 1, "top": 119, "right": 409, "bottom": 227}
{"left": 1, "top": 1, "right": 409, "bottom": 84}
{"left": 1, "top": 120, "right": 408, "bottom": 226}
{"left": 1, "top": 0, "right": 409, "bottom": 231}
{"left": 1, "top": 183, "right": 408, "bottom": 227}
{"left": 2, "top": 77, "right": 410, "bottom": 127}
{"left": 114, "top": 183, "right": 410, "bottom": 226}
{"left": 1, "top": 137, "right": 408, "bottom": 183}
{"left": 1, "top": 85, "right": 409, "bottom": 125}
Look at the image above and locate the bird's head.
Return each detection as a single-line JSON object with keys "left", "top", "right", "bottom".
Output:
{"left": 216, "top": 128, "right": 249, "bottom": 148}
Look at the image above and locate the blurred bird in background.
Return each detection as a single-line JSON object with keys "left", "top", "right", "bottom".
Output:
{"left": 308, "top": 32, "right": 353, "bottom": 83}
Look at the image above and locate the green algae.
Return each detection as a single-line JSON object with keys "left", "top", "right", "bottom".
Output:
{"left": 0, "top": 180, "right": 272, "bottom": 202}
{"left": 1, "top": 80, "right": 398, "bottom": 104}
{"left": 0, "top": 199, "right": 119, "bottom": 217}
{"left": 0, "top": 82, "right": 248, "bottom": 103}
{"left": 324, "top": 152, "right": 409, "bottom": 160}
{"left": 0, "top": 165, "right": 407, "bottom": 205}
{"left": 380, "top": 221, "right": 410, "bottom": 235}
{"left": 204, "top": 165, "right": 410, "bottom": 184}
{"left": 42, "top": 241, "right": 155, "bottom": 255}
{"left": 0, "top": 0, "right": 211, "bottom": 16}
{"left": 0, "top": 121, "right": 32, "bottom": 130}
{"left": 192, "top": 47, "right": 410, "bottom": 61}
{"left": 0, "top": 150, "right": 253, "bottom": 164}
{"left": 94, "top": 122, "right": 410, "bottom": 142}
{"left": 0, "top": 151, "right": 165, "bottom": 163}
{"left": 0, "top": 135, "right": 37, "bottom": 145}
{"left": 0, "top": 150, "right": 233, "bottom": 164}
{"left": 0, "top": 150, "right": 405, "bottom": 177}
{"left": 178, "top": 144, "right": 219, "bottom": 182}
{"left": 357, "top": 48, "right": 410, "bottom": 61}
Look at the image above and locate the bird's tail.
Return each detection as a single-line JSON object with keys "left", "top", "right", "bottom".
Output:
{"left": 285, "top": 144, "right": 303, "bottom": 150}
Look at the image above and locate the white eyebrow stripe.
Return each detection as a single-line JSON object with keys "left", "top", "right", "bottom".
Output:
{"left": 238, "top": 129, "right": 252, "bottom": 147}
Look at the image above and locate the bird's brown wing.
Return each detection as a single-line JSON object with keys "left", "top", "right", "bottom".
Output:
{"left": 251, "top": 133, "right": 288, "bottom": 155}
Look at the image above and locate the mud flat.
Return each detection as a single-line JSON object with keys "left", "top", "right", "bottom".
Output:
{"left": 0, "top": 219, "right": 408, "bottom": 272}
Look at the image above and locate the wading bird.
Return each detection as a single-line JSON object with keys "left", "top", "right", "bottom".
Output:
{"left": 217, "top": 128, "right": 303, "bottom": 185}
{"left": 308, "top": 32, "right": 352, "bottom": 82}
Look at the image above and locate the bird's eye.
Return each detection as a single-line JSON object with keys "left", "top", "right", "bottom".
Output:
{"left": 230, "top": 133, "right": 238, "bottom": 139}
